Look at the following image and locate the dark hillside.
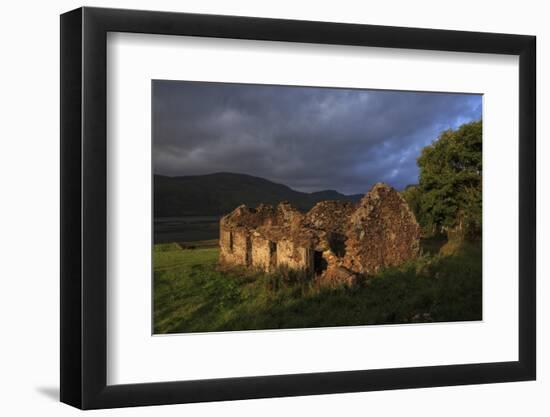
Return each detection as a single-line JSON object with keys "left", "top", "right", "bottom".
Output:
{"left": 154, "top": 173, "right": 362, "bottom": 217}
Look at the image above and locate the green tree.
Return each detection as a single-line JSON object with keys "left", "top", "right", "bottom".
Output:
{"left": 401, "top": 184, "right": 422, "bottom": 223}
{"left": 413, "top": 120, "right": 482, "bottom": 239}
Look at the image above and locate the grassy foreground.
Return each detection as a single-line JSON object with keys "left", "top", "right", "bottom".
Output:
{"left": 153, "top": 240, "right": 482, "bottom": 334}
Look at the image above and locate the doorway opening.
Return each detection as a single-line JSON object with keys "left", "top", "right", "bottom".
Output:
{"left": 313, "top": 251, "right": 328, "bottom": 275}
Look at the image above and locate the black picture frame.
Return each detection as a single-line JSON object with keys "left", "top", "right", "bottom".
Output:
{"left": 60, "top": 6, "right": 536, "bottom": 410}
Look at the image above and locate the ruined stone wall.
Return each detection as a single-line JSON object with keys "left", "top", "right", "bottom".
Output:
{"left": 276, "top": 239, "right": 313, "bottom": 272}
{"left": 250, "top": 233, "right": 274, "bottom": 272}
{"left": 219, "top": 227, "right": 233, "bottom": 263}
{"left": 219, "top": 202, "right": 313, "bottom": 272}
{"left": 219, "top": 227, "right": 250, "bottom": 267}
{"left": 303, "top": 200, "right": 354, "bottom": 235}
{"left": 342, "top": 183, "right": 420, "bottom": 274}
{"left": 220, "top": 226, "right": 313, "bottom": 272}
{"left": 219, "top": 183, "right": 421, "bottom": 282}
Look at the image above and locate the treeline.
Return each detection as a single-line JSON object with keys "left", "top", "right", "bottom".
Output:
{"left": 402, "top": 120, "right": 482, "bottom": 240}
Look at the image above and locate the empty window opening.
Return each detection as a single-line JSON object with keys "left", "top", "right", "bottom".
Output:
{"left": 245, "top": 236, "right": 252, "bottom": 266}
{"left": 329, "top": 234, "right": 346, "bottom": 257}
{"left": 269, "top": 241, "right": 277, "bottom": 267}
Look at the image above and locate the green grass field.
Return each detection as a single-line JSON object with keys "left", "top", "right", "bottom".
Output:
{"left": 153, "top": 239, "right": 482, "bottom": 334}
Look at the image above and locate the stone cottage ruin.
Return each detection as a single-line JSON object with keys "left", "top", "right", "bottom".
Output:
{"left": 219, "top": 183, "right": 420, "bottom": 286}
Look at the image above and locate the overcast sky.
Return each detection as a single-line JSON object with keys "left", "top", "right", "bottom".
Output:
{"left": 153, "top": 80, "right": 482, "bottom": 195}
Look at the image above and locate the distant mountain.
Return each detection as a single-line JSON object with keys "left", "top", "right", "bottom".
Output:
{"left": 154, "top": 173, "right": 363, "bottom": 217}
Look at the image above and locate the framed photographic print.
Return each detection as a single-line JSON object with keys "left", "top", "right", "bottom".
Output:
{"left": 60, "top": 6, "right": 536, "bottom": 409}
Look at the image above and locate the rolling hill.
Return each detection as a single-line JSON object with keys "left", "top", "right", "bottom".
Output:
{"left": 154, "top": 173, "right": 362, "bottom": 217}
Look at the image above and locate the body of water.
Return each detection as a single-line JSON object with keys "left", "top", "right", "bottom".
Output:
{"left": 154, "top": 216, "right": 220, "bottom": 243}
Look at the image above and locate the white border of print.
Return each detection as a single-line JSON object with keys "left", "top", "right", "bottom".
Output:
{"left": 106, "top": 32, "right": 519, "bottom": 385}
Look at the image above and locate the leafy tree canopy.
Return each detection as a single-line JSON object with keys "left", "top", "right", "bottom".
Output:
{"left": 403, "top": 120, "right": 482, "bottom": 239}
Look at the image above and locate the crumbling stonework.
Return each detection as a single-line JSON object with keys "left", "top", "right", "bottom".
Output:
{"left": 219, "top": 183, "right": 421, "bottom": 285}
{"left": 343, "top": 183, "right": 421, "bottom": 274}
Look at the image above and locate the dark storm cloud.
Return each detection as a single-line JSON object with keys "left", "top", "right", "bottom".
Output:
{"left": 153, "top": 80, "right": 482, "bottom": 195}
